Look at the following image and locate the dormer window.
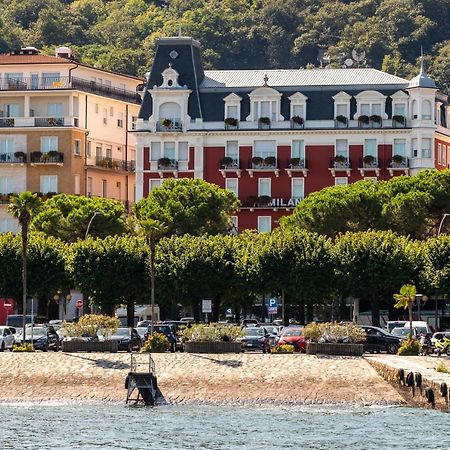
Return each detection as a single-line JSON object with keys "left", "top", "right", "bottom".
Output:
{"left": 354, "top": 91, "right": 387, "bottom": 120}
{"left": 247, "top": 87, "right": 283, "bottom": 122}
{"left": 288, "top": 92, "right": 308, "bottom": 125}
{"left": 223, "top": 93, "right": 242, "bottom": 126}
{"left": 158, "top": 65, "right": 182, "bottom": 89}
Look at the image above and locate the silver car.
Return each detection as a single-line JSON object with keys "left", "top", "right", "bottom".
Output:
{"left": 0, "top": 326, "right": 15, "bottom": 351}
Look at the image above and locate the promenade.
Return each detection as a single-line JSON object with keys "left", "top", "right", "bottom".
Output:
{"left": 0, "top": 352, "right": 403, "bottom": 406}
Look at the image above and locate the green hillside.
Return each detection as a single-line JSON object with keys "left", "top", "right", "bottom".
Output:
{"left": 0, "top": 0, "right": 449, "bottom": 91}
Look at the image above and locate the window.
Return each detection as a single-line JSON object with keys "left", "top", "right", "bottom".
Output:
{"left": 361, "top": 104, "right": 370, "bottom": 116}
{"left": 151, "top": 142, "right": 161, "bottom": 161}
{"left": 149, "top": 179, "right": 162, "bottom": 191}
{"left": 292, "top": 104, "right": 304, "bottom": 118}
{"left": 335, "top": 177, "right": 348, "bottom": 186}
{"left": 422, "top": 138, "right": 431, "bottom": 158}
{"left": 101, "top": 180, "right": 107, "bottom": 197}
{"left": 179, "top": 142, "right": 188, "bottom": 161}
{"left": 393, "top": 103, "right": 406, "bottom": 116}
{"left": 336, "top": 104, "right": 347, "bottom": 117}
{"left": 225, "top": 141, "right": 239, "bottom": 161}
{"left": 86, "top": 141, "right": 91, "bottom": 157}
{"left": 40, "top": 175, "right": 58, "bottom": 193}
{"left": 371, "top": 104, "right": 381, "bottom": 116}
{"left": 110, "top": 107, "right": 114, "bottom": 117}
{"left": 438, "top": 144, "right": 442, "bottom": 164}
{"left": 47, "top": 103, "right": 62, "bottom": 117}
{"left": 289, "top": 92, "right": 308, "bottom": 121}
{"left": 231, "top": 216, "right": 238, "bottom": 233}
{"left": 292, "top": 140, "right": 304, "bottom": 159}
{"left": 258, "top": 178, "right": 271, "bottom": 197}
{"left": 96, "top": 146, "right": 102, "bottom": 159}
{"left": 95, "top": 104, "right": 99, "bottom": 114}
{"left": 5, "top": 73, "right": 22, "bottom": 83}
{"left": 74, "top": 174, "right": 80, "bottom": 195}
{"left": 103, "top": 108, "right": 108, "bottom": 125}
{"left": 41, "top": 137, "right": 58, "bottom": 152}
{"left": 225, "top": 178, "right": 238, "bottom": 197}
{"left": 248, "top": 87, "right": 282, "bottom": 122}
{"left": 292, "top": 178, "right": 304, "bottom": 200}
{"left": 354, "top": 91, "right": 387, "bottom": 120}
{"left": 87, "top": 177, "right": 93, "bottom": 196}
{"left": 106, "top": 147, "right": 112, "bottom": 159}
{"left": 163, "top": 142, "right": 176, "bottom": 160}
{"left": 364, "top": 139, "right": 377, "bottom": 157}
{"left": 0, "top": 138, "right": 14, "bottom": 156}
{"left": 74, "top": 140, "right": 81, "bottom": 156}
{"left": 254, "top": 140, "right": 276, "bottom": 159}
{"left": 117, "top": 112, "right": 124, "bottom": 128}
{"left": 226, "top": 105, "right": 238, "bottom": 119}
{"left": 0, "top": 176, "right": 13, "bottom": 194}
{"left": 393, "top": 139, "right": 406, "bottom": 157}
{"left": 335, "top": 139, "right": 348, "bottom": 158}
{"left": 412, "top": 138, "right": 418, "bottom": 158}
{"left": 4, "top": 104, "right": 19, "bottom": 117}
{"left": 364, "top": 177, "right": 378, "bottom": 182}
{"left": 258, "top": 216, "right": 271, "bottom": 233}
{"left": 42, "top": 73, "right": 60, "bottom": 86}
{"left": 422, "top": 100, "right": 432, "bottom": 120}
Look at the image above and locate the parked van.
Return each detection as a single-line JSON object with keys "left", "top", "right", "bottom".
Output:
{"left": 402, "top": 321, "right": 432, "bottom": 334}
{"left": 386, "top": 321, "right": 407, "bottom": 332}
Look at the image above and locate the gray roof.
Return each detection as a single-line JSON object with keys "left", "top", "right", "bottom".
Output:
{"left": 408, "top": 61, "right": 436, "bottom": 89}
{"left": 200, "top": 68, "right": 409, "bottom": 89}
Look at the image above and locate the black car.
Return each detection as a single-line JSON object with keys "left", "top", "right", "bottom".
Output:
{"left": 16, "top": 326, "right": 60, "bottom": 351}
{"left": 360, "top": 325, "right": 402, "bottom": 354}
{"left": 240, "top": 327, "right": 270, "bottom": 353}
{"left": 144, "top": 324, "right": 177, "bottom": 352}
{"left": 106, "top": 327, "right": 141, "bottom": 352}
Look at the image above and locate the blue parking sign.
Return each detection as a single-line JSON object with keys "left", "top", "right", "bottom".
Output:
{"left": 268, "top": 298, "right": 278, "bottom": 308}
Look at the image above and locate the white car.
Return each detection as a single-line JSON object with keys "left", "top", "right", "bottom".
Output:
{"left": 0, "top": 326, "right": 15, "bottom": 351}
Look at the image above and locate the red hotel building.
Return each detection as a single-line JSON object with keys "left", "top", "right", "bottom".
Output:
{"left": 134, "top": 37, "right": 450, "bottom": 232}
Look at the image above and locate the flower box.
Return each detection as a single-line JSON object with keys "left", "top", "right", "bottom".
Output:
{"left": 306, "top": 342, "right": 363, "bottom": 356}
{"left": 184, "top": 341, "right": 241, "bottom": 354}
{"left": 62, "top": 340, "right": 118, "bottom": 353}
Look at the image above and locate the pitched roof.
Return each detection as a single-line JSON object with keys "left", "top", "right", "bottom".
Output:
{"left": 200, "top": 68, "right": 409, "bottom": 89}
{"left": 0, "top": 53, "right": 71, "bottom": 65}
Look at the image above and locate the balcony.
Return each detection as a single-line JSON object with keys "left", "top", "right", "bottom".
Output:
{"left": 329, "top": 157, "right": 351, "bottom": 176}
{"left": 156, "top": 119, "right": 182, "bottom": 132}
{"left": 94, "top": 157, "right": 135, "bottom": 172}
{"left": 30, "top": 151, "right": 64, "bottom": 165}
{"left": 246, "top": 156, "right": 280, "bottom": 178}
{"left": 157, "top": 158, "right": 179, "bottom": 177}
{"left": 0, "top": 153, "right": 26, "bottom": 164}
{"left": 34, "top": 117, "right": 64, "bottom": 127}
{"left": 286, "top": 158, "right": 308, "bottom": 177}
{"left": 224, "top": 118, "right": 239, "bottom": 130}
{"left": 358, "top": 157, "right": 380, "bottom": 176}
{"left": 290, "top": 117, "right": 304, "bottom": 129}
{"left": 0, "top": 76, "right": 141, "bottom": 105}
{"left": 388, "top": 156, "right": 409, "bottom": 176}
{"left": 219, "top": 157, "right": 241, "bottom": 177}
{"left": 357, "top": 115, "right": 383, "bottom": 129}
{"left": 0, "top": 116, "right": 79, "bottom": 128}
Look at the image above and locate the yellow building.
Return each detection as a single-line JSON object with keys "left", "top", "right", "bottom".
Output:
{"left": 0, "top": 46, "right": 143, "bottom": 232}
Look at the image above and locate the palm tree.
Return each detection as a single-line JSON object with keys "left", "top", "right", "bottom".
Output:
{"left": 393, "top": 284, "right": 417, "bottom": 339}
{"left": 138, "top": 219, "right": 168, "bottom": 335}
{"left": 8, "top": 192, "right": 42, "bottom": 340}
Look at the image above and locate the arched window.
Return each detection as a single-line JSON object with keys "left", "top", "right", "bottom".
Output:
{"left": 159, "top": 102, "right": 181, "bottom": 122}
{"left": 422, "top": 100, "right": 432, "bottom": 120}
{"left": 411, "top": 100, "right": 418, "bottom": 119}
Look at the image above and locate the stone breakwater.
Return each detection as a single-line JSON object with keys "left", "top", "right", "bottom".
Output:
{"left": 0, "top": 352, "right": 404, "bottom": 406}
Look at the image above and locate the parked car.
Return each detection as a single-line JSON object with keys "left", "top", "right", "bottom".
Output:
{"left": 135, "top": 327, "right": 148, "bottom": 343}
{"left": 0, "top": 326, "right": 15, "bottom": 351}
{"left": 266, "top": 326, "right": 283, "bottom": 347}
{"left": 360, "top": 326, "right": 402, "bottom": 354}
{"left": 179, "top": 317, "right": 195, "bottom": 324}
{"left": 241, "top": 319, "right": 259, "bottom": 328}
{"left": 391, "top": 327, "right": 419, "bottom": 340}
{"left": 15, "top": 326, "right": 60, "bottom": 351}
{"left": 144, "top": 324, "right": 177, "bottom": 352}
{"left": 401, "top": 321, "right": 432, "bottom": 335}
{"left": 385, "top": 321, "right": 407, "bottom": 333}
{"left": 105, "top": 327, "right": 141, "bottom": 352}
{"left": 276, "top": 326, "right": 306, "bottom": 352}
{"left": 239, "top": 327, "right": 270, "bottom": 353}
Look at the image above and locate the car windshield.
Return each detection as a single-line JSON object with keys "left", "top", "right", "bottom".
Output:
{"left": 25, "top": 328, "right": 47, "bottom": 337}
{"left": 112, "top": 329, "right": 130, "bottom": 336}
{"left": 154, "top": 326, "right": 171, "bottom": 333}
{"left": 283, "top": 328, "right": 302, "bottom": 337}
{"left": 392, "top": 328, "right": 411, "bottom": 337}
{"left": 245, "top": 328, "right": 264, "bottom": 336}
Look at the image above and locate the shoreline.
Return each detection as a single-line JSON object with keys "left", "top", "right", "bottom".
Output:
{"left": 0, "top": 352, "right": 405, "bottom": 407}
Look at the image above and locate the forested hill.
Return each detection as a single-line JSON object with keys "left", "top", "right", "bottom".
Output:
{"left": 0, "top": 0, "right": 449, "bottom": 91}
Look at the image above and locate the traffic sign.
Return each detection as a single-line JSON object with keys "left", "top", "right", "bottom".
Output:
{"left": 76, "top": 300, "right": 83, "bottom": 309}
{"left": 268, "top": 307, "right": 278, "bottom": 315}
{"left": 202, "top": 300, "right": 212, "bottom": 313}
{"left": 3, "top": 302, "right": 12, "bottom": 310}
{"left": 268, "top": 298, "right": 278, "bottom": 308}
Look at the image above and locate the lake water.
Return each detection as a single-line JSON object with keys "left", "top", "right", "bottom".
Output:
{"left": 1, "top": 403, "right": 449, "bottom": 449}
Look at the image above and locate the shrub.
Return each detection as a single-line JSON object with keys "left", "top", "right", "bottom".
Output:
{"left": 140, "top": 332, "right": 170, "bottom": 353}
{"left": 61, "top": 314, "right": 119, "bottom": 339}
{"left": 272, "top": 344, "right": 294, "bottom": 353}
{"left": 13, "top": 343, "right": 35, "bottom": 352}
{"left": 291, "top": 115, "right": 304, "bottom": 125}
{"left": 436, "top": 362, "right": 450, "bottom": 374}
{"left": 158, "top": 157, "right": 172, "bottom": 167}
{"left": 179, "top": 323, "right": 244, "bottom": 343}
{"left": 335, "top": 115, "right": 348, "bottom": 124}
{"left": 258, "top": 116, "right": 271, "bottom": 125}
{"left": 302, "top": 322, "right": 366, "bottom": 343}
{"left": 397, "top": 338, "right": 420, "bottom": 355}
{"left": 224, "top": 117, "right": 238, "bottom": 126}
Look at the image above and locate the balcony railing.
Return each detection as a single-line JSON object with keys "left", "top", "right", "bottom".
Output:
{"left": 359, "top": 157, "right": 379, "bottom": 169}
{"left": 0, "top": 116, "right": 79, "bottom": 128}
{"left": 157, "top": 159, "right": 178, "bottom": 170}
{"left": 329, "top": 157, "right": 351, "bottom": 176}
{"left": 94, "top": 157, "right": 134, "bottom": 172}
{"left": 156, "top": 120, "right": 182, "bottom": 132}
{"left": 220, "top": 158, "right": 240, "bottom": 169}
{"left": 0, "top": 76, "right": 142, "bottom": 104}
{"left": 30, "top": 152, "right": 64, "bottom": 164}
{"left": 389, "top": 157, "right": 409, "bottom": 168}
{"left": 34, "top": 117, "right": 64, "bottom": 127}
{"left": 249, "top": 157, "right": 278, "bottom": 170}
{"left": 0, "top": 118, "right": 15, "bottom": 127}
{"left": 0, "top": 153, "right": 26, "bottom": 163}
{"left": 287, "top": 158, "right": 307, "bottom": 169}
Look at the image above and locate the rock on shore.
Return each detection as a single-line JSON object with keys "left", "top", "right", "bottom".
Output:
{"left": 0, "top": 352, "right": 404, "bottom": 406}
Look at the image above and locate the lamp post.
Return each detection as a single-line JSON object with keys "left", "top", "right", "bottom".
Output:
{"left": 437, "top": 213, "right": 450, "bottom": 236}
{"left": 85, "top": 211, "right": 102, "bottom": 240}
{"left": 414, "top": 293, "right": 428, "bottom": 321}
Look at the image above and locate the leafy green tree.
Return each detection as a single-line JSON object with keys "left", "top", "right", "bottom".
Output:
{"left": 333, "top": 230, "right": 419, "bottom": 327}
{"left": 8, "top": 192, "right": 42, "bottom": 337}
{"left": 32, "top": 194, "right": 128, "bottom": 242}
{"left": 134, "top": 178, "right": 239, "bottom": 237}
{"left": 393, "top": 284, "right": 417, "bottom": 337}
{"left": 422, "top": 235, "right": 450, "bottom": 299}
{"left": 68, "top": 235, "right": 149, "bottom": 316}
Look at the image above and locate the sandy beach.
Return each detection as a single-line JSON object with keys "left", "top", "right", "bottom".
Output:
{"left": 0, "top": 352, "right": 404, "bottom": 406}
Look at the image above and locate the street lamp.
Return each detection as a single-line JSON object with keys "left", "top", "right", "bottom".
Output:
{"left": 437, "top": 213, "right": 450, "bottom": 236}
{"left": 85, "top": 211, "right": 102, "bottom": 240}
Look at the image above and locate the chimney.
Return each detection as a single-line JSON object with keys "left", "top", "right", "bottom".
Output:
{"left": 55, "top": 46, "right": 73, "bottom": 59}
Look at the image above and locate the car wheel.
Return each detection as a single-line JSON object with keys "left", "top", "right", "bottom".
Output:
{"left": 387, "top": 343, "right": 398, "bottom": 354}
{"left": 54, "top": 343, "right": 59, "bottom": 352}
{"left": 42, "top": 344, "right": 48, "bottom": 352}
{"left": 127, "top": 344, "right": 132, "bottom": 353}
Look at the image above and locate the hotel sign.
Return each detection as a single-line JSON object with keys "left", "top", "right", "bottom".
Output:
{"left": 268, "top": 198, "right": 301, "bottom": 207}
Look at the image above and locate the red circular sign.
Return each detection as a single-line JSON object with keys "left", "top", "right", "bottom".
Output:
{"left": 3, "top": 303, "right": 12, "bottom": 310}
{"left": 76, "top": 300, "right": 83, "bottom": 309}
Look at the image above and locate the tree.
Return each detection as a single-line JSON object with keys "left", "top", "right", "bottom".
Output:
{"left": 8, "top": 192, "right": 42, "bottom": 339}
{"left": 333, "top": 230, "right": 419, "bottom": 327}
{"left": 422, "top": 235, "right": 450, "bottom": 299}
{"left": 393, "top": 284, "right": 417, "bottom": 337}
{"left": 134, "top": 178, "right": 239, "bottom": 237}
{"left": 32, "top": 194, "right": 128, "bottom": 242}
